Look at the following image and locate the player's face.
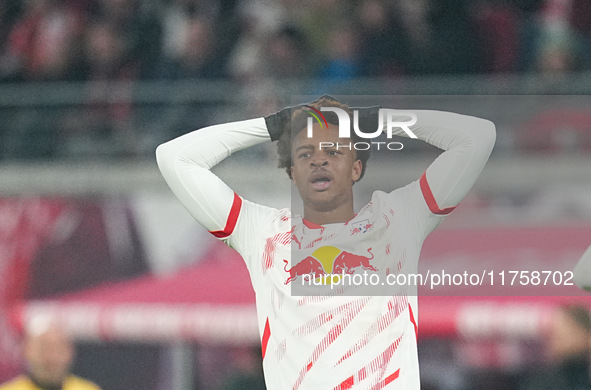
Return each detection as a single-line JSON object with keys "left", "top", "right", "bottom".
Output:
{"left": 290, "top": 123, "right": 362, "bottom": 214}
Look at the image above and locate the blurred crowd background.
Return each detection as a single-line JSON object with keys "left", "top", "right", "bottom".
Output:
{"left": 2, "top": 0, "right": 591, "bottom": 83}
{"left": 1, "top": 0, "right": 591, "bottom": 159}
{"left": 1, "top": 1, "right": 591, "bottom": 390}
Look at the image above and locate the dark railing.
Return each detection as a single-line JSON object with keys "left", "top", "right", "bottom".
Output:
{"left": 1, "top": 73, "right": 591, "bottom": 161}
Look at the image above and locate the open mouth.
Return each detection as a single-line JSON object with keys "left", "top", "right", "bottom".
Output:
{"left": 310, "top": 174, "right": 333, "bottom": 191}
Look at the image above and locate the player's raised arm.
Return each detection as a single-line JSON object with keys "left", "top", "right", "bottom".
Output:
{"left": 155, "top": 101, "right": 298, "bottom": 235}
{"left": 155, "top": 118, "right": 270, "bottom": 234}
{"left": 386, "top": 109, "right": 496, "bottom": 214}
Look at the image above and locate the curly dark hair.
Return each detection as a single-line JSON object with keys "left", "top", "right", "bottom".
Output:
{"left": 276, "top": 96, "right": 370, "bottom": 181}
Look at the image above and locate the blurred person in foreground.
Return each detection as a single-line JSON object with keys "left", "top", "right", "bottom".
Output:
{"left": 0, "top": 323, "right": 100, "bottom": 390}
{"left": 156, "top": 95, "right": 495, "bottom": 389}
{"left": 521, "top": 304, "right": 591, "bottom": 390}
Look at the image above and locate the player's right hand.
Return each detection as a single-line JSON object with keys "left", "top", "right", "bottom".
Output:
{"left": 264, "top": 104, "right": 295, "bottom": 142}
{"left": 264, "top": 95, "right": 381, "bottom": 141}
{"left": 264, "top": 95, "right": 340, "bottom": 141}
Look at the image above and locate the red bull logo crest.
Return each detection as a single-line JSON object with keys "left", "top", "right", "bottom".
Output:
{"left": 284, "top": 246, "right": 377, "bottom": 285}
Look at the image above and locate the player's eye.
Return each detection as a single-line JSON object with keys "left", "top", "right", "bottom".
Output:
{"left": 298, "top": 152, "right": 311, "bottom": 158}
{"left": 327, "top": 150, "right": 341, "bottom": 156}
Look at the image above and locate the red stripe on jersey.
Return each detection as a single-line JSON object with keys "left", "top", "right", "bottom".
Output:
{"left": 210, "top": 193, "right": 242, "bottom": 238}
{"left": 292, "top": 298, "right": 370, "bottom": 390}
{"left": 384, "top": 369, "right": 400, "bottom": 385}
{"left": 408, "top": 303, "right": 418, "bottom": 340}
{"left": 335, "top": 375, "right": 355, "bottom": 390}
{"left": 347, "top": 337, "right": 402, "bottom": 390}
{"left": 419, "top": 172, "right": 456, "bottom": 215}
{"left": 262, "top": 238, "right": 275, "bottom": 273}
{"left": 302, "top": 218, "right": 324, "bottom": 229}
{"left": 261, "top": 318, "right": 271, "bottom": 360}
{"left": 337, "top": 296, "right": 408, "bottom": 367}
{"left": 302, "top": 214, "right": 358, "bottom": 230}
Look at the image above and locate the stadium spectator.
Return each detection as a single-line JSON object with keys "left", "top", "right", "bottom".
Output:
{"left": 317, "top": 23, "right": 361, "bottom": 82}
{"left": 265, "top": 25, "right": 310, "bottom": 79}
{"left": 3, "top": 0, "right": 87, "bottom": 82}
{"left": 356, "top": 0, "right": 411, "bottom": 77}
{"left": 389, "top": 0, "right": 434, "bottom": 75}
{"left": 472, "top": 1, "right": 522, "bottom": 73}
{"left": 520, "top": 304, "right": 591, "bottom": 390}
{"left": 151, "top": 17, "right": 226, "bottom": 79}
{"left": 0, "top": 1, "right": 22, "bottom": 82}
{"left": 75, "top": 19, "right": 135, "bottom": 81}
{"left": 90, "top": 0, "right": 162, "bottom": 79}
{"left": 293, "top": 0, "right": 354, "bottom": 64}
{"left": 0, "top": 322, "right": 101, "bottom": 390}
{"left": 57, "top": 19, "right": 139, "bottom": 157}
{"left": 159, "top": 0, "right": 227, "bottom": 62}
{"left": 532, "top": 0, "right": 578, "bottom": 74}
{"left": 226, "top": 0, "right": 287, "bottom": 81}
{"left": 525, "top": 0, "right": 591, "bottom": 73}
{"left": 426, "top": 0, "right": 483, "bottom": 74}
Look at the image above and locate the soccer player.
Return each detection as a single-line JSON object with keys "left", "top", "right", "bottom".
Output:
{"left": 156, "top": 96, "right": 496, "bottom": 389}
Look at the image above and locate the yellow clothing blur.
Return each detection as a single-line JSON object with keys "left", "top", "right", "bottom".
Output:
{"left": 0, "top": 375, "right": 100, "bottom": 390}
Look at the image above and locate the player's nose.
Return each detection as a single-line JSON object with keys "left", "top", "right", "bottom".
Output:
{"left": 310, "top": 149, "right": 329, "bottom": 166}
{"left": 310, "top": 157, "right": 328, "bottom": 168}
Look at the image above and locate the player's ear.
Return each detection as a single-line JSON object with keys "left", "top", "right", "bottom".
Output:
{"left": 290, "top": 166, "right": 296, "bottom": 183}
{"left": 352, "top": 159, "right": 362, "bottom": 182}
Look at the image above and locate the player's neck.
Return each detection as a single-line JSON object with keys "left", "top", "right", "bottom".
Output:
{"left": 303, "top": 205, "right": 355, "bottom": 226}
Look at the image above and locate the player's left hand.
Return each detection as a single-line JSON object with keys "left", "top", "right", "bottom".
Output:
{"left": 349, "top": 104, "right": 381, "bottom": 134}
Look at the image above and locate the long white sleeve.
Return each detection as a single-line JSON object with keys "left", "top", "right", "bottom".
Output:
{"left": 384, "top": 110, "right": 496, "bottom": 212}
{"left": 155, "top": 118, "right": 270, "bottom": 233}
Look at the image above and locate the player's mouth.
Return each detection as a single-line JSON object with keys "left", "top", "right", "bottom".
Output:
{"left": 309, "top": 172, "right": 333, "bottom": 191}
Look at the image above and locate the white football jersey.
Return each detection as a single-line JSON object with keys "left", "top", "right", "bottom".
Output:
{"left": 228, "top": 177, "right": 445, "bottom": 389}
{"left": 156, "top": 113, "right": 495, "bottom": 390}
